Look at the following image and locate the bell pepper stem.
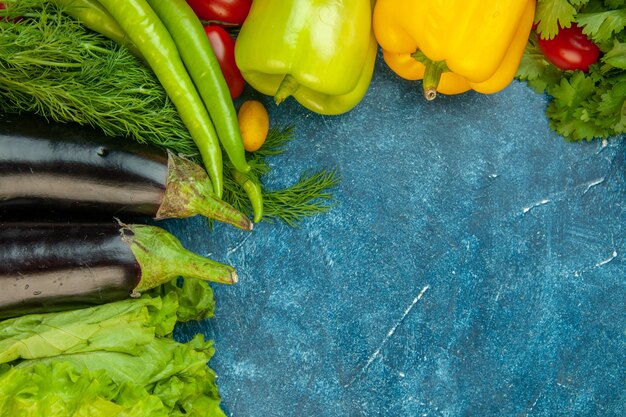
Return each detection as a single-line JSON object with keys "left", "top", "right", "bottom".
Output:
{"left": 422, "top": 61, "right": 447, "bottom": 101}
{"left": 274, "top": 74, "right": 299, "bottom": 105}
{"left": 412, "top": 51, "right": 447, "bottom": 101}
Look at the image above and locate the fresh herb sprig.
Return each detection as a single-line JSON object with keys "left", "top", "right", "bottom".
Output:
{"left": 224, "top": 126, "right": 340, "bottom": 227}
{"left": 515, "top": 0, "right": 626, "bottom": 141}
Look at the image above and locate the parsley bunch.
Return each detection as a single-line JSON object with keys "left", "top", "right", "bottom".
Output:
{"left": 515, "top": 0, "right": 625, "bottom": 141}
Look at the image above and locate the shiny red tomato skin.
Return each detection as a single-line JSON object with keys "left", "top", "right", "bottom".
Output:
{"left": 204, "top": 25, "right": 245, "bottom": 99}
{"left": 536, "top": 24, "right": 600, "bottom": 72}
{"left": 187, "top": 0, "right": 251, "bottom": 25}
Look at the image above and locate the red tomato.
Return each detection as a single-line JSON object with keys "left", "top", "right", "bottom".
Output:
{"left": 536, "top": 24, "right": 600, "bottom": 72}
{"left": 204, "top": 25, "right": 245, "bottom": 99}
{"left": 187, "top": 0, "right": 252, "bottom": 25}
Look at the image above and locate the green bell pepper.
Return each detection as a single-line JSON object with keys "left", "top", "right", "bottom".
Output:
{"left": 234, "top": 0, "right": 377, "bottom": 116}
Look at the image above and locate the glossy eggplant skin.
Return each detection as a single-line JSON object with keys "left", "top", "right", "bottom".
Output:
{"left": 0, "top": 221, "right": 140, "bottom": 318}
{"left": 0, "top": 113, "right": 168, "bottom": 217}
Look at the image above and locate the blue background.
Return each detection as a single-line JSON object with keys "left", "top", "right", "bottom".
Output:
{"left": 174, "top": 53, "right": 625, "bottom": 417}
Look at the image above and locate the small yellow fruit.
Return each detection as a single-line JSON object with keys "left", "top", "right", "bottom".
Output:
{"left": 238, "top": 100, "right": 269, "bottom": 152}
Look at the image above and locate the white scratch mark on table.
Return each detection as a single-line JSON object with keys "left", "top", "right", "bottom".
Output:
{"left": 596, "top": 139, "right": 609, "bottom": 154}
{"left": 343, "top": 285, "right": 430, "bottom": 388}
{"left": 227, "top": 232, "right": 253, "bottom": 255}
{"left": 520, "top": 381, "right": 548, "bottom": 417}
{"left": 583, "top": 177, "right": 606, "bottom": 194}
{"left": 595, "top": 250, "right": 617, "bottom": 267}
{"left": 494, "top": 284, "right": 503, "bottom": 302}
{"left": 518, "top": 175, "right": 611, "bottom": 217}
{"left": 522, "top": 199, "right": 551, "bottom": 214}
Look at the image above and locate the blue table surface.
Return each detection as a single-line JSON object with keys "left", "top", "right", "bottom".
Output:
{"left": 172, "top": 53, "right": 625, "bottom": 417}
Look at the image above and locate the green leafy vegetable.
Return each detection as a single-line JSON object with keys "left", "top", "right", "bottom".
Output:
{"left": 162, "top": 279, "right": 217, "bottom": 323}
{"left": 0, "top": 363, "right": 170, "bottom": 417}
{"left": 534, "top": 0, "right": 578, "bottom": 39}
{"left": 577, "top": 8, "right": 626, "bottom": 43}
{"left": 517, "top": 0, "right": 626, "bottom": 141}
{"left": 0, "top": 296, "right": 168, "bottom": 363}
{"left": 602, "top": 40, "right": 626, "bottom": 69}
{"left": 0, "top": 279, "right": 227, "bottom": 416}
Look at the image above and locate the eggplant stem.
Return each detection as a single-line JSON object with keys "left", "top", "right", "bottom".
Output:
{"left": 121, "top": 223, "right": 238, "bottom": 292}
{"left": 157, "top": 152, "right": 253, "bottom": 230}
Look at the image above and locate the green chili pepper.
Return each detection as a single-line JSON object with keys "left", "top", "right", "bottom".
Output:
{"left": 53, "top": 0, "right": 143, "bottom": 59}
{"left": 146, "top": 0, "right": 251, "bottom": 175}
{"left": 95, "top": 0, "right": 224, "bottom": 197}
{"left": 231, "top": 169, "right": 263, "bottom": 223}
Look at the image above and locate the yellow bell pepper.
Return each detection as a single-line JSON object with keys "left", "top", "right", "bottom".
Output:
{"left": 373, "top": 0, "right": 536, "bottom": 100}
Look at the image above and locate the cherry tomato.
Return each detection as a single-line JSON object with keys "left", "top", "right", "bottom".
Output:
{"left": 204, "top": 25, "right": 245, "bottom": 99}
{"left": 187, "top": 0, "right": 252, "bottom": 26}
{"left": 536, "top": 23, "right": 600, "bottom": 72}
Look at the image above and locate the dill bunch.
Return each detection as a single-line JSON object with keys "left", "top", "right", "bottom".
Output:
{"left": 0, "top": 1, "right": 339, "bottom": 225}
{"left": 224, "top": 127, "right": 340, "bottom": 228}
{"left": 0, "top": 1, "right": 198, "bottom": 156}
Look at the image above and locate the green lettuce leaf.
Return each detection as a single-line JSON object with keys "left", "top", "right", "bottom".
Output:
{"left": 0, "top": 362, "right": 169, "bottom": 417}
{"left": 0, "top": 279, "right": 225, "bottom": 416}
{"left": 19, "top": 336, "right": 215, "bottom": 387}
{"left": 0, "top": 274, "right": 223, "bottom": 416}
{"left": 172, "top": 279, "right": 216, "bottom": 322}
{"left": 149, "top": 278, "right": 216, "bottom": 323}
{"left": 0, "top": 295, "right": 179, "bottom": 364}
{"left": 12, "top": 335, "right": 224, "bottom": 416}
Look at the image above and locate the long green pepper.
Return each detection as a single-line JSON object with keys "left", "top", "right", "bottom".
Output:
{"left": 146, "top": 0, "right": 251, "bottom": 176}
{"left": 94, "top": 0, "right": 225, "bottom": 197}
{"left": 52, "top": 0, "right": 143, "bottom": 59}
{"left": 231, "top": 169, "right": 263, "bottom": 223}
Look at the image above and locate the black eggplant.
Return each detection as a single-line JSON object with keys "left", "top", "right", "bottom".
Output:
{"left": 0, "top": 113, "right": 252, "bottom": 230}
{"left": 0, "top": 220, "right": 237, "bottom": 319}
